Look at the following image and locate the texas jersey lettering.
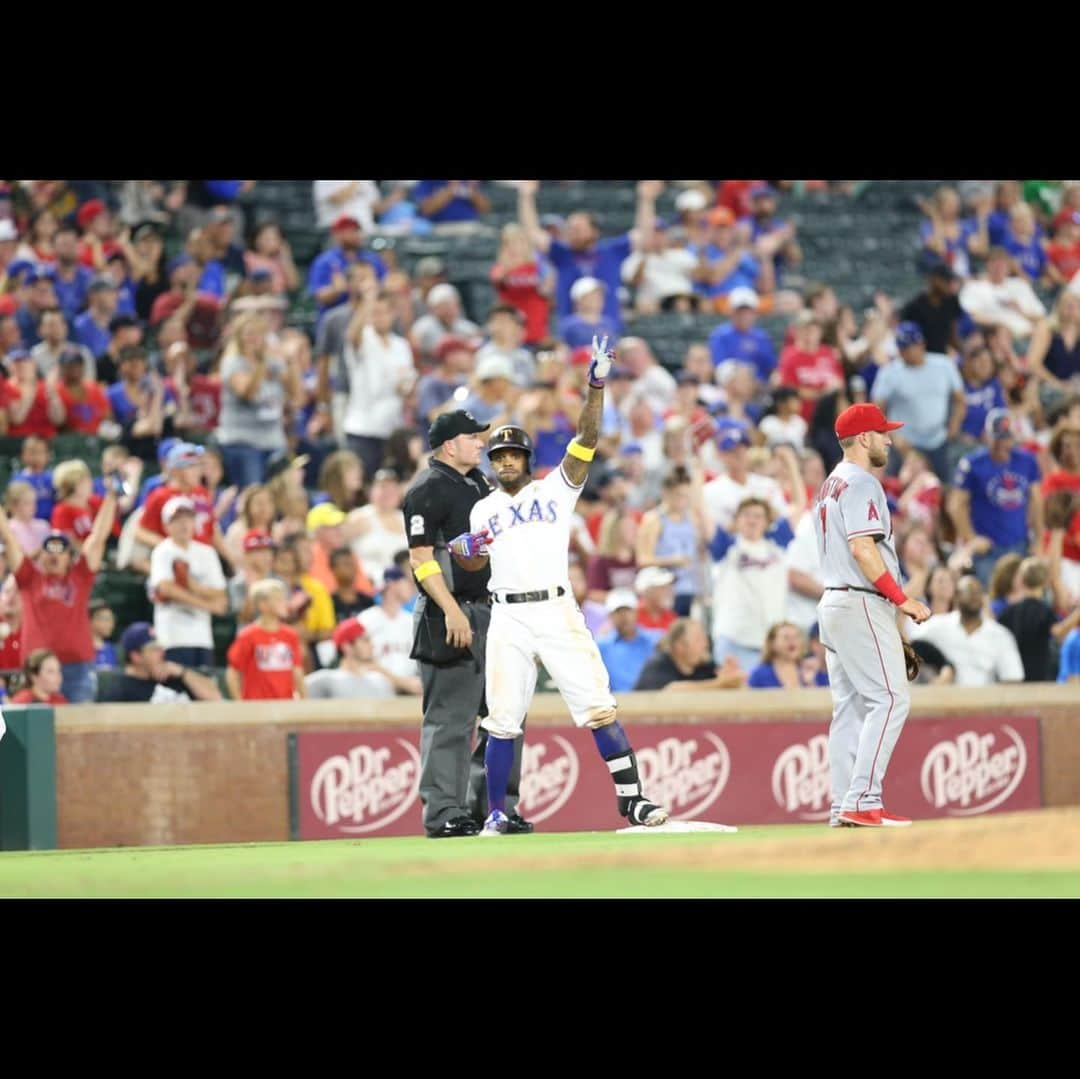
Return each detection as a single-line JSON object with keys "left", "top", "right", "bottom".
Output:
{"left": 470, "top": 465, "right": 580, "bottom": 595}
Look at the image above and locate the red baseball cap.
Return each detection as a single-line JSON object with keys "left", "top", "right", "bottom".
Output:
{"left": 332, "top": 617, "right": 366, "bottom": 650}
{"left": 330, "top": 214, "right": 361, "bottom": 232}
{"left": 834, "top": 403, "right": 904, "bottom": 440}
{"left": 76, "top": 199, "right": 107, "bottom": 231}
{"left": 243, "top": 529, "right": 276, "bottom": 553}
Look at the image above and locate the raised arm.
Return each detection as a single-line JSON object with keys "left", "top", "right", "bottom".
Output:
{"left": 0, "top": 504, "right": 26, "bottom": 575}
{"left": 517, "top": 181, "right": 551, "bottom": 254}
{"left": 82, "top": 482, "right": 120, "bottom": 574}
{"left": 560, "top": 335, "right": 612, "bottom": 488}
{"left": 631, "top": 180, "right": 663, "bottom": 251}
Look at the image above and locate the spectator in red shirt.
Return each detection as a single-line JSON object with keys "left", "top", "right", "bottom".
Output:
{"left": 163, "top": 338, "right": 221, "bottom": 437}
{"left": 0, "top": 480, "right": 120, "bottom": 703}
{"left": 717, "top": 180, "right": 766, "bottom": 220}
{"left": 776, "top": 311, "right": 845, "bottom": 422}
{"left": 149, "top": 254, "right": 223, "bottom": 353}
{"left": 0, "top": 567, "right": 23, "bottom": 678}
{"left": 51, "top": 459, "right": 120, "bottom": 547}
{"left": 226, "top": 578, "right": 305, "bottom": 700}
{"left": 55, "top": 346, "right": 112, "bottom": 434}
{"left": 634, "top": 565, "right": 678, "bottom": 632}
{"left": 4, "top": 348, "right": 65, "bottom": 437}
{"left": 490, "top": 223, "right": 554, "bottom": 346}
{"left": 137, "top": 441, "right": 222, "bottom": 556}
{"left": 1046, "top": 212, "right": 1080, "bottom": 285}
{"left": 1043, "top": 424, "right": 1080, "bottom": 592}
{"left": 9, "top": 648, "right": 68, "bottom": 705}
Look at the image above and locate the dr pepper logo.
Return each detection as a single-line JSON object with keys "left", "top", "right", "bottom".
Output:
{"left": 310, "top": 738, "right": 421, "bottom": 834}
{"left": 518, "top": 735, "right": 579, "bottom": 823}
{"left": 772, "top": 734, "right": 831, "bottom": 821}
{"left": 637, "top": 734, "right": 730, "bottom": 819}
{"left": 920, "top": 726, "right": 1027, "bottom": 816}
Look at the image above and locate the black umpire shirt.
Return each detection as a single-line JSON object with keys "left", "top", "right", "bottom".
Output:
{"left": 402, "top": 459, "right": 492, "bottom": 600}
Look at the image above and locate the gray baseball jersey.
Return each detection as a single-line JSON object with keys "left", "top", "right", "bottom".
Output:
{"left": 814, "top": 459, "right": 911, "bottom": 821}
{"left": 813, "top": 461, "right": 900, "bottom": 589}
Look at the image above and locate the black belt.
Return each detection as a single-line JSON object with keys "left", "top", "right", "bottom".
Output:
{"left": 826, "top": 587, "right": 883, "bottom": 596}
{"left": 458, "top": 596, "right": 491, "bottom": 606}
{"left": 492, "top": 587, "right": 566, "bottom": 604}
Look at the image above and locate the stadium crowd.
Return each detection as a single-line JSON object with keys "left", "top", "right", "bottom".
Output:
{"left": 0, "top": 177, "right": 1078, "bottom": 707}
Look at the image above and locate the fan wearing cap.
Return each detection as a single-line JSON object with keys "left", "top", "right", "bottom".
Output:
{"left": 596, "top": 588, "right": 662, "bottom": 692}
{"left": 741, "top": 184, "right": 802, "bottom": 282}
{"left": 304, "top": 617, "right": 398, "bottom": 699}
{"left": 138, "top": 442, "right": 221, "bottom": 554}
{"left": 812, "top": 402, "right": 931, "bottom": 828}
{"left": 340, "top": 269, "right": 416, "bottom": 478}
{"left": 0, "top": 471, "right": 123, "bottom": 703}
{"left": 557, "top": 277, "right": 619, "bottom": 350}
{"left": 947, "top": 408, "right": 1043, "bottom": 587}
{"left": 228, "top": 529, "right": 279, "bottom": 622}
{"left": 226, "top": 578, "right": 306, "bottom": 700}
{"left": 99, "top": 621, "right": 220, "bottom": 703}
{"left": 75, "top": 199, "right": 122, "bottom": 270}
{"left": 53, "top": 345, "right": 112, "bottom": 435}
{"left": 707, "top": 287, "right": 777, "bottom": 382}
{"left": 632, "top": 565, "right": 678, "bottom": 632}
{"left": 14, "top": 269, "right": 59, "bottom": 348}
{"left": 4, "top": 346, "right": 66, "bottom": 438}
{"left": 306, "top": 214, "right": 388, "bottom": 320}
{"left": 459, "top": 350, "right": 521, "bottom": 436}
{"left": 148, "top": 495, "right": 228, "bottom": 669}
{"left": 408, "top": 283, "right": 480, "bottom": 366}
{"left": 415, "top": 336, "right": 476, "bottom": 436}
{"left": 870, "top": 319, "right": 967, "bottom": 480}
{"left": 516, "top": 180, "right": 663, "bottom": 331}
{"left": 898, "top": 262, "right": 964, "bottom": 356}
{"left": 356, "top": 566, "right": 420, "bottom": 693}
{"left": 71, "top": 274, "right": 119, "bottom": 362}
{"left": 688, "top": 205, "right": 774, "bottom": 313}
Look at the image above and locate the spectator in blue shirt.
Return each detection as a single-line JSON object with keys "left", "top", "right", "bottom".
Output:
{"left": 747, "top": 621, "right": 828, "bottom": 689}
{"left": 740, "top": 185, "right": 802, "bottom": 284}
{"left": 918, "top": 186, "right": 981, "bottom": 279}
{"left": 947, "top": 409, "right": 1043, "bottom": 587}
{"left": 1058, "top": 626, "right": 1080, "bottom": 683}
{"left": 105, "top": 250, "right": 137, "bottom": 318}
{"left": 12, "top": 434, "right": 55, "bottom": 521}
{"left": 47, "top": 223, "right": 94, "bottom": 322}
{"left": 597, "top": 589, "right": 661, "bottom": 692}
{"left": 15, "top": 271, "right": 58, "bottom": 349}
{"left": 690, "top": 206, "right": 772, "bottom": 308}
{"left": 557, "top": 277, "right": 619, "bottom": 349}
{"left": 986, "top": 181, "right": 1022, "bottom": 248}
{"left": 1003, "top": 202, "right": 1048, "bottom": 284}
{"left": 707, "top": 286, "right": 777, "bottom": 382}
{"left": 413, "top": 181, "right": 491, "bottom": 229}
{"left": 959, "top": 339, "right": 1005, "bottom": 443}
{"left": 72, "top": 275, "right": 118, "bottom": 360}
{"left": 517, "top": 179, "right": 663, "bottom": 331}
{"left": 307, "top": 215, "right": 388, "bottom": 323}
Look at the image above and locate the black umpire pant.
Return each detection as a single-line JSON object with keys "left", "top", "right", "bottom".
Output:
{"left": 417, "top": 599, "right": 524, "bottom": 832}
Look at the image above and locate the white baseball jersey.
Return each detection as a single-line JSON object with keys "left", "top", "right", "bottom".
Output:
{"left": 470, "top": 464, "right": 583, "bottom": 597}
{"left": 358, "top": 605, "right": 418, "bottom": 678}
{"left": 813, "top": 460, "right": 900, "bottom": 589}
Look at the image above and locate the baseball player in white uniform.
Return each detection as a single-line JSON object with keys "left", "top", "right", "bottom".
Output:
{"left": 813, "top": 403, "right": 931, "bottom": 828}
{"left": 447, "top": 336, "right": 669, "bottom": 835}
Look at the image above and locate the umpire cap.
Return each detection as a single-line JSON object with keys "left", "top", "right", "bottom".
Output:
{"left": 486, "top": 425, "right": 534, "bottom": 470}
{"left": 428, "top": 409, "right": 490, "bottom": 449}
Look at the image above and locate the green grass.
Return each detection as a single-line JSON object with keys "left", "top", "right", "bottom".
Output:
{"left": 2, "top": 829, "right": 1077, "bottom": 898}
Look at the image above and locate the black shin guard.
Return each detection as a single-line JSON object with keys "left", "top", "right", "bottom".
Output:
{"left": 604, "top": 748, "right": 644, "bottom": 818}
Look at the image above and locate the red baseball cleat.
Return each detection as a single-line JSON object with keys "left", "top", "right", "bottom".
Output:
{"left": 838, "top": 809, "right": 882, "bottom": 827}
{"left": 879, "top": 809, "right": 912, "bottom": 827}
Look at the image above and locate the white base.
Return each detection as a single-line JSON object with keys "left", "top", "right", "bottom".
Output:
{"left": 617, "top": 820, "right": 739, "bottom": 835}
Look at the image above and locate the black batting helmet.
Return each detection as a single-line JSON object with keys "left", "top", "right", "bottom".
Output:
{"left": 486, "top": 425, "right": 534, "bottom": 471}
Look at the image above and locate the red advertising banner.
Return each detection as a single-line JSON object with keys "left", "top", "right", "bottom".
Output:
{"left": 294, "top": 715, "right": 1042, "bottom": 839}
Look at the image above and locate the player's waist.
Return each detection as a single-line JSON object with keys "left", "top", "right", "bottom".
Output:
{"left": 822, "top": 585, "right": 888, "bottom": 600}
{"left": 490, "top": 585, "right": 569, "bottom": 604}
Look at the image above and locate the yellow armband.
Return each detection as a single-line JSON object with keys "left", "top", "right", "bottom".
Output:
{"left": 567, "top": 439, "right": 596, "bottom": 462}
{"left": 415, "top": 560, "right": 442, "bottom": 582}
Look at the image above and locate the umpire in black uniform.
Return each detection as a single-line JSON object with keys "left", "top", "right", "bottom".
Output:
{"left": 403, "top": 409, "right": 531, "bottom": 838}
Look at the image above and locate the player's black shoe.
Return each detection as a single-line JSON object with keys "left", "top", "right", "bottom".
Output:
{"left": 623, "top": 797, "right": 670, "bottom": 827}
{"left": 505, "top": 812, "right": 534, "bottom": 834}
{"left": 427, "top": 815, "right": 481, "bottom": 839}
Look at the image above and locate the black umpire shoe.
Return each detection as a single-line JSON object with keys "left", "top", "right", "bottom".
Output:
{"left": 427, "top": 815, "right": 481, "bottom": 839}
{"left": 505, "top": 812, "right": 534, "bottom": 835}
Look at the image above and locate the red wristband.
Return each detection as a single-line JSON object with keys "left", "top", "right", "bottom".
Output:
{"left": 873, "top": 571, "right": 908, "bottom": 606}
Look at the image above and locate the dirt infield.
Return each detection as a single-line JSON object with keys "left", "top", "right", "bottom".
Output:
{"left": 411, "top": 808, "right": 1080, "bottom": 880}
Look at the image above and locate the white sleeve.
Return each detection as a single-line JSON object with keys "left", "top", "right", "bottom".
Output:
{"left": 994, "top": 624, "right": 1027, "bottom": 683}
{"left": 621, "top": 252, "right": 644, "bottom": 284}
{"left": 1014, "top": 279, "right": 1047, "bottom": 320}
{"left": 202, "top": 546, "right": 227, "bottom": 590}
{"left": 148, "top": 542, "right": 173, "bottom": 592}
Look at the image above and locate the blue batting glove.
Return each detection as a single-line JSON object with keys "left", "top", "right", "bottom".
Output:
{"left": 448, "top": 529, "right": 492, "bottom": 560}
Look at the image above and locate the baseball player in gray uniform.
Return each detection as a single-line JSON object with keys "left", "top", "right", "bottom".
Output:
{"left": 813, "top": 403, "right": 931, "bottom": 828}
